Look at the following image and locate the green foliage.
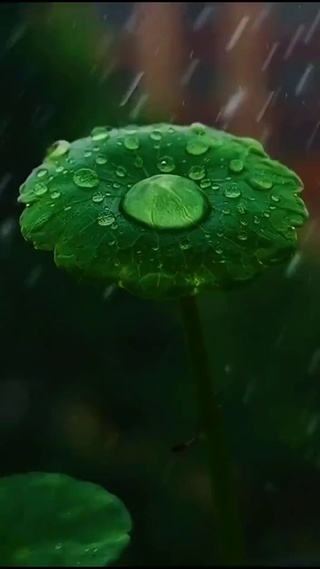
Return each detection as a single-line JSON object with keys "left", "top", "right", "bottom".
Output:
{"left": 0, "top": 472, "right": 131, "bottom": 567}
{"left": 19, "top": 123, "right": 308, "bottom": 300}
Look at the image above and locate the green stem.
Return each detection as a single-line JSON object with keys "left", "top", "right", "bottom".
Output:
{"left": 179, "top": 295, "right": 247, "bottom": 566}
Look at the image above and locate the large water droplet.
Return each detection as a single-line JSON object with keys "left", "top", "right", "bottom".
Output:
{"left": 97, "top": 210, "right": 116, "bottom": 226}
{"left": 157, "top": 156, "right": 175, "bottom": 173}
{"left": 189, "top": 165, "right": 206, "bottom": 180}
{"left": 186, "top": 138, "right": 210, "bottom": 156}
{"left": 91, "top": 127, "right": 110, "bottom": 141}
{"left": 33, "top": 182, "right": 48, "bottom": 196}
{"left": 224, "top": 184, "right": 241, "bottom": 198}
{"left": 229, "top": 159, "right": 244, "bottom": 173}
{"left": 73, "top": 168, "right": 100, "bottom": 188}
{"left": 191, "top": 123, "right": 206, "bottom": 135}
{"left": 121, "top": 174, "right": 210, "bottom": 230}
{"left": 124, "top": 136, "right": 140, "bottom": 150}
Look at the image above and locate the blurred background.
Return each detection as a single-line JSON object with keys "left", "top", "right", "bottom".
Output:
{"left": 1, "top": 1, "right": 320, "bottom": 565}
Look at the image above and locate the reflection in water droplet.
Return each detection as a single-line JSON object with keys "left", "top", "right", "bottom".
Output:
{"left": 97, "top": 211, "right": 116, "bottom": 226}
{"left": 34, "top": 182, "right": 48, "bottom": 196}
{"left": 124, "top": 136, "right": 140, "bottom": 150}
{"left": 224, "top": 185, "right": 241, "bottom": 198}
{"left": 189, "top": 165, "right": 206, "bottom": 180}
{"left": 73, "top": 168, "right": 100, "bottom": 188}
{"left": 229, "top": 159, "right": 244, "bottom": 173}
{"left": 157, "top": 156, "right": 175, "bottom": 173}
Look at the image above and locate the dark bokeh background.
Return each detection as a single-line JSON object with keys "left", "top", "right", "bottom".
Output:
{"left": 2, "top": 2, "right": 320, "bottom": 565}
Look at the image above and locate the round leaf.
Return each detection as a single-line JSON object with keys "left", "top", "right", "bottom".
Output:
{"left": 0, "top": 472, "right": 131, "bottom": 567}
{"left": 19, "top": 124, "right": 308, "bottom": 300}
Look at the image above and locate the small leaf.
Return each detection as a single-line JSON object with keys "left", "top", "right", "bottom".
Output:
{"left": 0, "top": 472, "right": 131, "bottom": 567}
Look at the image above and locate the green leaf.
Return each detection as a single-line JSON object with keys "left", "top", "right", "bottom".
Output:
{"left": 19, "top": 123, "right": 308, "bottom": 300}
{"left": 0, "top": 472, "right": 131, "bottom": 567}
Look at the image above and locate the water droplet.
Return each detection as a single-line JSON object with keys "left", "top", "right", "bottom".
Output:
{"left": 37, "top": 169, "right": 48, "bottom": 178}
{"left": 212, "top": 184, "right": 220, "bottom": 190}
{"left": 64, "top": 206, "right": 72, "bottom": 211}
{"left": 229, "top": 159, "right": 244, "bottom": 173}
{"left": 92, "top": 191, "right": 104, "bottom": 203}
{"left": 253, "top": 216, "right": 260, "bottom": 224}
{"left": 200, "top": 178, "right": 211, "bottom": 189}
{"left": 95, "top": 155, "right": 107, "bottom": 165}
{"left": 84, "top": 150, "right": 92, "bottom": 158}
{"left": 236, "top": 203, "right": 247, "bottom": 214}
{"left": 47, "top": 140, "right": 70, "bottom": 159}
{"left": 179, "top": 240, "right": 190, "bottom": 250}
{"left": 150, "top": 129, "right": 162, "bottom": 141}
{"left": 238, "top": 232, "right": 248, "bottom": 241}
{"left": 121, "top": 174, "right": 210, "bottom": 230}
{"left": 134, "top": 156, "right": 143, "bottom": 168}
{"left": 222, "top": 208, "right": 231, "bottom": 215}
{"left": 157, "top": 156, "right": 175, "bottom": 173}
{"left": 73, "top": 168, "right": 99, "bottom": 188}
{"left": 91, "top": 126, "right": 110, "bottom": 141}
{"left": 33, "top": 182, "right": 48, "bottom": 196}
{"left": 124, "top": 136, "right": 140, "bottom": 150}
{"left": 55, "top": 544, "right": 62, "bottom": 551}
{"left": 250, "top": 177, "right": 273, "bottom": 190}
{"left": 271, "top": 194, "right": 280, "bottom": 202}
{"left": 116, "top": 166, "right": 126, "bottom": 178}
{"left": 186, "top": 139, "right": 210, "bottom": 156}
{"left": 224, "top": 184, "right": 241, "bottom": 198}
{"left": 215, "top": 246, "right": 223, "bottom": 255}
{"left": 189, "top": 165, "right": 206, "bottom": 180}
{"left": 51, "top": 191, "right": 61, "bottom": 199}
{"left": 55, "top": 165, "right": 64, "bottom": 173}
{"left": 263, "top": 212, "right": 270, "bottom": 218}
{"left": 191, "top": 122, "right": 206, "bottom": 135}
{"left": 113, "top": 182, "right": 120, "bottom": 189}
{"left": 97, "top": 210, "right": 116, "bottom": 226}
